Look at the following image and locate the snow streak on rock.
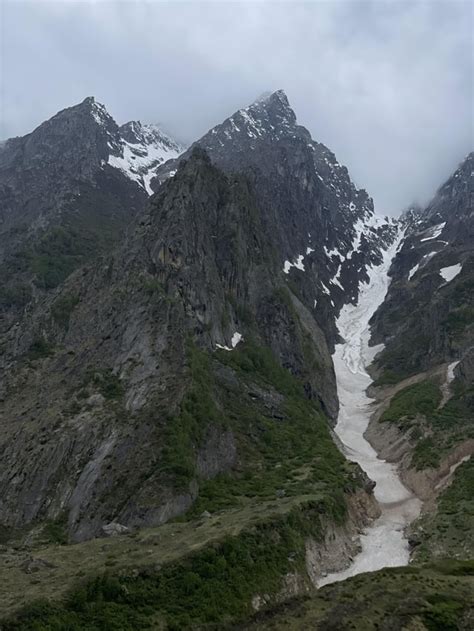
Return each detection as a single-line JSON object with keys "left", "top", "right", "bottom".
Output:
{"left": 319, "top": 227, "right": 421, "bottom": 587}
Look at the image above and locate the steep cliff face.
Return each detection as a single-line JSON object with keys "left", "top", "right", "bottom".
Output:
{"left": 0, "top": 150, "right": 373, "bottom": 543}
{"left": 154, "top": 90, "right": 398, "bottom": 347}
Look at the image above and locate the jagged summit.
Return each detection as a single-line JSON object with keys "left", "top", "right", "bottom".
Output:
{"left": 46, "top": 96, "right": 116, "bottom": 130}
{"left": 151, "top": 91, "right": 397, "bottom": 332}
{"left": 26, "top": 96, "right": 185, "bottom": 195}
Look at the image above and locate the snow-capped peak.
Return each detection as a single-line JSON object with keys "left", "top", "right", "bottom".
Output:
{"left": 107, "top": 120, "right": 184, "bottom": 195}
{"left": 81, "top": 96, "right": 115, "bottom": 128}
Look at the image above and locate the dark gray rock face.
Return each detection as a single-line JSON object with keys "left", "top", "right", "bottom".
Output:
{"left": 0, "top": 151, "right": 339, "bottom": 541}
{"left": 153, "top": 90, "right": 398, "bottom": 347}
{"left": 0, "top": 98, "right": 139, "bottom": 254}
{"left": 0, "top": 98, "right": 182, "bottom": 330}
{"left": 370, "top": 153, "right": 474, "bottom": 380}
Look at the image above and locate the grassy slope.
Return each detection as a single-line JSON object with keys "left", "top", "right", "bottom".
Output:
{"left": 181, "top": 340, "right": 358, "bottom": 522}
{"left": 413, "top": 457, "right": 474, "bottom": 562}
{"left": 240, "top": 560, "right": 474, "bottom": 631}
{"left": 1, "top": 341, "right": 365, "bottom": 628}
{"left": 379, "top": 378, "right": 474, "bottom": 470}
{"left": 0, "top": 497, "right": 321, "bottom": 628}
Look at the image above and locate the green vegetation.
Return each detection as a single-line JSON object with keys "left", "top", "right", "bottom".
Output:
{"left": 443, "top": 306, "right": 474, "bottom": 334}
{"left": 28, "top": 226, "right": 92, "bottom": 289}
{"left": 412, "top": 437, "right": 440, "bottom": 470}
{"left": 0, "top": 283, "right": 32, "bottom": 309}
{"left": 158, "top": 342, "right": 223, "bottom": 487}
{"left": 26, "top": 337, "right": 54, "bottom": 360}
{"left": 380, "top": 378, "right": 473, "bottom": 470}
{"left": 83, "top": 369, "right": 124, "bottom": 401}
{"left": 381, "top": 380, "right": 441, "bottom": 425}
{"left": 158, "top": 338, "right": 355, "bottom": 517}
{"left": 413, "top": 457, "right": 474, "bottom": 562}
{"left": 2, "top": 184, "right": 134, "bottom": 293}
{"left": 244, "top": 560, "right": 474, "bottom": 631}
{"left": 51, "top": 293, "right": 80, "bottom": 329}
{"left": 3, "top": 502, "right": 323, "bottom": 630}
{"left": 371, "top": 368, "right": 407, "bottom": 387}
{"left": 181, "top": 339, "right": 354, "bottom": 522}
{"left": 218, "top": 338, "right": 304, "bottom": 398}
{"left": 5, "top": 557, "right": 473, "bottom": 630}
{"left": 42, "top": 516, "right": 69, "bottom": 546}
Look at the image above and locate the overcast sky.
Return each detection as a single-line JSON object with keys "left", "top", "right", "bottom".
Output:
{"left": 1, "top": 0, "right": 472, "bottom": 214}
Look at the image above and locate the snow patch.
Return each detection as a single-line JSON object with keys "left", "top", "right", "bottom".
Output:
{"left": 283, "top": 254, "right": 305, "bottom": 274}
{"left": 420, "top": 222, "right": 446, "bottom": 242}
{"left": 439, "top": 263, "right": 462, "bottom": 284}
{"left": 408, "top": 263, "right": 420, "bottom": 281}
{"left": 447, "top": 360, "right": 460, "bottom": 384}
{"left": 231, "top": 332, "right": 243, "bottom": 348}
{"left": 320, "top": 282, "right": 331, "bottom": 295}
{"left": 107, "top": 124, "right": 183, "bottom": 194}
{"left": 216, "top": 332, "right": 243, "bottom": 352}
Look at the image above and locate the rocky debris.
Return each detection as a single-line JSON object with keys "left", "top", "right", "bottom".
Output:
{"left": 20, "top": 556, "right": 56, "bottom": 574}
{"left": 456, "top": 346, "right": 474, "bottom": 387}
{"left": 85, "top": 393, "right": 106, "bottom": 408}
{"left": 102, "top": 522, "right": 130, "bottom": 537}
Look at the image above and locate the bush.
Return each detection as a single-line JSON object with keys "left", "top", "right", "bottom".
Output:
{"left": 381, "top": 380, "right": 441, "bottom": 424}
{"left": 51, "top": 293, "right": 80, "bottom": 329}
{"left": 27, "top": 337, "right": 54, "bottom": 360}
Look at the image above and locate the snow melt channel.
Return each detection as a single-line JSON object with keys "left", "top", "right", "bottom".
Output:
{"left": 319, "top": 232, "right": 421, "bottom": 587}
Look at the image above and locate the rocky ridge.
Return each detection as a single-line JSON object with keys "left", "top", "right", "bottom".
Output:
{"left": 153, "top": 90, "right": 399, "bottom": 347}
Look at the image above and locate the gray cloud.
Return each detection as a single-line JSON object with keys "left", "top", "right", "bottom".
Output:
{"left": 1, "top": 0, "right": 472, "bottom": 214}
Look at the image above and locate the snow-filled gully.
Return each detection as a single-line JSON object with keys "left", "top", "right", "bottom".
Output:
{"left": 319, "top": 233, "right": 422, "bottom": 587}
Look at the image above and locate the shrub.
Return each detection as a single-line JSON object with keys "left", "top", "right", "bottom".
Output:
{"left": 381, "top": 381, "right": 441, "bottom": 424}
{"left": 51, "top": 293, "right": 80, "bottom": 329}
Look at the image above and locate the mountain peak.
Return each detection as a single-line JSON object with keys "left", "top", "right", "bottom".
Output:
{"left": 254, "top": 88, "right": 289, "bottom": 105}
{"left": 246, "top": 88, "right": 296, "bottom": 125}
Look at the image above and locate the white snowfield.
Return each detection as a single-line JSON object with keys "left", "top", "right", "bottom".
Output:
{"left": 108, "top": 125, "right": 183, "bottom": 195}
{"left": 439, "top": 263, "right": 462, "bottom": 284}
{"left": 319, "top": 229, "right": 421, "bottom": 587}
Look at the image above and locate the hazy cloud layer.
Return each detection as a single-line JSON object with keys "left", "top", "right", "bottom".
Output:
{"left": 1, "top": 0, "right": 472, "bottom": 214}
